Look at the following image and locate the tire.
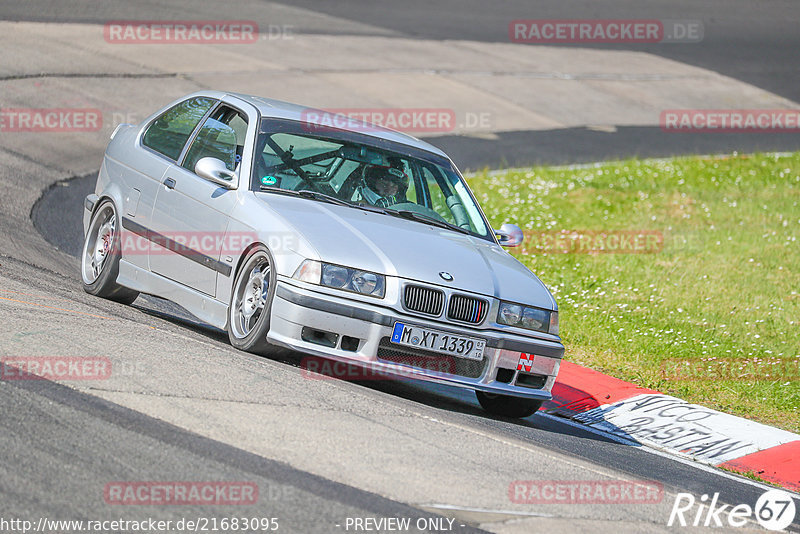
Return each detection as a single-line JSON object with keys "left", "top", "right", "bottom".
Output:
{"left": 475, "top": 391, "right": 542, "bottom": 419}
{"left": 227, "top": 246, "right": 280, "bottom": 354}
{"left": 81, "top": 199, "right": 139, "bottom": 305}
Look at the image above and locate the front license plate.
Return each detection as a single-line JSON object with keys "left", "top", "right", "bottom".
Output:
{"left": 390, "top": 322, "right": 486, "bottom": 361}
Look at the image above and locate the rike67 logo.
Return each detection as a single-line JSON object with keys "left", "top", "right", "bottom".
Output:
{"left": 668, "top": 489, "right": 796, "bottom": 531}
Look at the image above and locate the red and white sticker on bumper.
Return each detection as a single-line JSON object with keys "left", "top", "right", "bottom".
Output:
{"left": 505, "top": 351, "right": 558, "bottom": 376}
{"left": 517, "top": 353, "right": 534, "bottom": 372}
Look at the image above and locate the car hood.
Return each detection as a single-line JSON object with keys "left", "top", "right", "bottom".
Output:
{"left": 255, "top": 193, "right": 556, "bottom": 309}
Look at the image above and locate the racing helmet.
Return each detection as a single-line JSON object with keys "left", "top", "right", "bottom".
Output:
{"left": 359, "top": 164, "right": 409, "bottom": 207}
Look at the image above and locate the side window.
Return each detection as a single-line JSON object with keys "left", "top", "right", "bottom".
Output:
{"left": 404, "top": 172, "right": 418, "bottom": 204}
{"left": 182, "top": 106, "right": 248, "bottom": 174}
{"left": 142, "top": 97, "right": 215, "bottom": 160}
{"left": 422, "top": 167, "right": 456, "bottom": 225}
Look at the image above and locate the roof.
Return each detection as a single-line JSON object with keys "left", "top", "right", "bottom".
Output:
{"left": 212, "top": 90, "right": 449, "bottom": 158}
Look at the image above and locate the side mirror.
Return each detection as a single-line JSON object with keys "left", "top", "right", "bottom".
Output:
{"left": 495, "top": 223, "right": 524, "bottom": 247}
{"left": 195, "top": 157, "right": 237, "bottom": 189}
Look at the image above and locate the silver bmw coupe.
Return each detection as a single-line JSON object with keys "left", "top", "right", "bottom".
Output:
{"left": 82, "top": 90, "right": 564, "bottom": 418}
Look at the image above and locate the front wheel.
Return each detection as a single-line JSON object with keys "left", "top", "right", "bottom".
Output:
{"left": 81, "top": 199, "right": 139, "bottom": 305}
{"left": 227, "top": 246, "right": 280, "bottom": 354}
{"left": 475, "top": 391, "right": 542, "bottom": 418}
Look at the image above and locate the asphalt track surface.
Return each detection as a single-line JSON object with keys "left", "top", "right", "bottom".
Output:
{"left": 4, "top": 1, "right": 800, "bottom": 533}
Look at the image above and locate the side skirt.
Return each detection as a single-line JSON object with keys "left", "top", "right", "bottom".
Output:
{"left": 117, "top": 260, "right": 229, "bottom": 330}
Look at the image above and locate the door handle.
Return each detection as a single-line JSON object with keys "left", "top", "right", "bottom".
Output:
{"left": 163, "top": 177, "right": 176, "bottom": 190}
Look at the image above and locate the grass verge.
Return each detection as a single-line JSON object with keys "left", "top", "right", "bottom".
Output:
{"left": 469, "top": 152, "right": 800, "bottom": 433}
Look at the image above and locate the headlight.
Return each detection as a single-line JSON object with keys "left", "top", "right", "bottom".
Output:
{"left": 352, "top": 271, "right": 380, "bottom": 294}
{"left": 521, "top": 307, "right": 548, "bottom": 331}
{"left": 321, "top": 264, "right": 349, "bottom": 288}
{"left": 293, "top": 260, "right": 385, "bottom": 298}
{"left": 498, "top": 303, "right": 522, "bottom": 325}
{"left": 497, "top": 301, "right": 557, "bottom": 334}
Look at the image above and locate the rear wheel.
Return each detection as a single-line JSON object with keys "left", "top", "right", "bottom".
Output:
{"left": 227, "top": 246, "right": 280, "bottom": 354}
{"left": 81, "top": 199, "right": 139, "bottom": 305}
{"left": 475, "top": 391, "right": 542, "bottom": 418}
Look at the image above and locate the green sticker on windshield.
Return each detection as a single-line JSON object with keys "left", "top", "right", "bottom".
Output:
{"left": 261, "top": 175, "right": 277, "bottom": 186}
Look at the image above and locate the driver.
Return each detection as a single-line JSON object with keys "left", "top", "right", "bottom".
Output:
{"left": 359, "top": 163, "right": 409, "bottom": 207}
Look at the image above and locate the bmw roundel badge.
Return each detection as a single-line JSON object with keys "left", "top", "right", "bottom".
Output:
{"left": 439, "top": 271, "right": 454, "bottom": 281}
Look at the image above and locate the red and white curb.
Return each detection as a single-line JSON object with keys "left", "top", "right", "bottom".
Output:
{"left": 543, "top": 361, "right": 800, "bottom": 492}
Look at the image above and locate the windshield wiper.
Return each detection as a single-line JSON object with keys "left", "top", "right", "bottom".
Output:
{"left": 390, "top": 210, "right": 471, "bottom": 235}
{"left": 296, "top": 191, "right": 398, "bottom": 216}
{"left": 296, "top": 189, "right": 352, "bottom": 207}
{"left": 258, "top": 187, "right": 385, "bottom": 213}
{"left": 259, "top": 187, "right": 348, "bottom": 206}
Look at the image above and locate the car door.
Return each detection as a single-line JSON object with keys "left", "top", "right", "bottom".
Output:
{"left": 148, "top": 103, "right": 251, "bottom": 297}
{"left": 117, "top": 96, "right": 216, "bottom": 269}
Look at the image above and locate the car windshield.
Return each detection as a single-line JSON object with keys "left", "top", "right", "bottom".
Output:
{"left": 253, "top": 118, "right": 491, "bottom": 240}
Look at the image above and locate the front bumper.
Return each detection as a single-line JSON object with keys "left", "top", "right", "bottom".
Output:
{"left": 268, "top": 279, "right": 563, "bottom": 401}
